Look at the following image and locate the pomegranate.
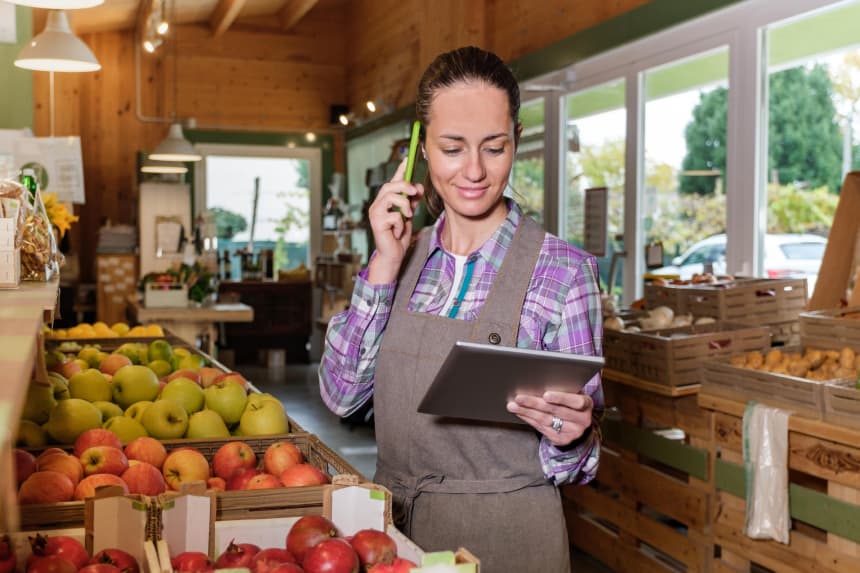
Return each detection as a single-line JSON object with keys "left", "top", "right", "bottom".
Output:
{"left": 28, "top": 535, "right": 89, "bottom": 570}
{"left": 26, "top": 555, "right": 77, "bottom": 573}
{"left": 252, "top": 548, "right": 295, "bottom": 573}
{"left": 215, "top": 540, "right": 259, "bottom": 570}
{"left": 367, "top": 558, "right": 417, "bottom": 573}
{"left": 268, "top": 565, "right": 304, "bottom": 573}
{"left": 78, "top": 565, "right": 121, "bottom": 573}
{"left": 303, "top": 539, "right": 359, "bottom": 573}
{"left": 0, "top": 535, "right": 15, "bottom": 573}
{"left": 171, "top": 552, "right": 214, "bottom": 573}
{"left": 90, "top": 549, "right": 139, "bottom": 573}
{"left": 349, "top": 530, "right": 396, "bottom": 570}
{"left": 286, "top": 515, "right": 339, "bottom": 563}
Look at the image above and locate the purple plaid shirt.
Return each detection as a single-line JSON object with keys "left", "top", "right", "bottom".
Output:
{"left": 319, "top": 201, "right": 603, "bottom": 485}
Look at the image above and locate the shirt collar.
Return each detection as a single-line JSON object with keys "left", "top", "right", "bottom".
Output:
{"left": 427, "top": 199, "right": 522, "bottom": 273}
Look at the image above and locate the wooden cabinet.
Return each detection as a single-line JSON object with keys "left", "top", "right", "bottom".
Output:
{"left": 218, "top": 280, "right": 312, "bottom": 364}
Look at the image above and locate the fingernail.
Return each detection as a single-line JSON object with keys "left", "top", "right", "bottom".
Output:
{"left": 544, "top": 391, "right": 556, "bottom": 401}
{"left": 506, "top": 402, "right": 517, "bottom": 412}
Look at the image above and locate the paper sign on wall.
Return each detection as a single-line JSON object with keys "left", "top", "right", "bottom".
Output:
{"left": 14, "top": 136, "right": 86, "bottom": 204}
{"left": 584, "top": 186, "right": 609, "bottom": 257}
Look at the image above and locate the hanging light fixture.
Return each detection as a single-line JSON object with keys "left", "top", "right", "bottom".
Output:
{"left": 15, "top": 10, "right": 101, "bottom": 72}
{"left": 141, "top": 157, "right": 189, "bottom": 174}
{"left": 149, "top": 123, "right": 202, "bottom": 162}
{"left": 6, "top": 0, "right": 104, "bottom": 7}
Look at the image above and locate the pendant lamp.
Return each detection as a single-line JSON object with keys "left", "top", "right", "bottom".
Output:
{"left": 149, "top": 123, "right": 202, "bottom": 162}
{"left": 141, "top": 157, "right": 189, "bottom": 174}
{"left": 14, "top": 10, "right": 101, "bottom": 72}
{"left": 6, "top": 1, "right": 104, "bottom": 7}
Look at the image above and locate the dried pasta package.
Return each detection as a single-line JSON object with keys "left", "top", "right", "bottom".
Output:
{"left": 20, "top": 186, "right": 59, "bottom": 281}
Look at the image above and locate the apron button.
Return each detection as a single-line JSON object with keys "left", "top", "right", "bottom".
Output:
{"left": 488, "top": 332, "right": 501, "bottom": 345}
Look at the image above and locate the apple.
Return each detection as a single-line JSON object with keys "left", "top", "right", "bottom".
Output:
{"left": 44, "top": 399, "right": 103, "bottom": 444}
{"left": 37, "top": 453, "right": 83, "bottom": 485}
{"left": 160, "top": 378, "right": 205, "bottom": 414}
{"left": 226, "top": 468, "right": 259, "bottom": 491}
{"left": 186, "top": 410, "right": 230, "bottom": 439}
{"left": 177, "top": 354, "right": 206, "bottom": 371}
{"left": 112, "top": 365, "right": 160, "bottom": 409}
{"left": 246, "top": 393, "right": 281, "bottom": 408}
{"left": 19, "top": 471, "right": 75, "bottom": 504}
{"left": 102, "top": 416, "right": 148, "bottom": 444}
{"left": 198, "top": 367, "right": 222, "bottom": 388}
{"left": 124, "top": 401, "right": 153, "bottom": 423}
{"left": 113, "top": 343, "right": 147, "bottom": 365}
{"left": 124, "top": 437, "right": 167, "bottom": 468}
{"left": 14, "top": 449, "right": 36, "bottom": 485}
{"left": 279, "top": 464, "right": 329, "bottom": 487}
{"left": 203, "top": 381, "right": 248, "bottom": 425}
{"left": 74, "top": 428, "right": 123, "bottom": 457}
{"left": 167, "top": 369, "right": 202, "bottom": 385}
{"left": 74, "top": 473, "right": 129, "bottom": 500}
{"left": 77, "top": 347, "right": 103, "bottom": 368}
{"left": 57, "top": 359, "right": 84, "bottom": 380}
{"left": 213, "top": 372, "right": 248, "bottom": 390}
{"left": 264, "top": 442, "right": 303, "bottom": 476}
{"left": 206, "top": 477, "right": 226, "bottom": 491}
{"left": 80, "top": 446, "right": 129, "bottom": 476}
{"left": 99, "top": 354, "right": 132, "bottom": 376}
{"left": 239, "top": 399, "right": 288, "bottom": 436}
{"left": 93, "top": 401, "right": 124, "bottom": 421}
{"left": 212, "top": 441, "right": 256, "bottom": 480}
{"left": 68, "top": 369, "right": 112, "bottom": 402}
{"left": 36, "top": 447, "right": 67, "bottom": 461}
{"left": 141, "top": 399, "right": 189, "bottom": 439}
{"left": 162, "top": 449, "right": 210, "bottom": 490}
{"left": 22, "top": 381, "right": 56, "bottom": 424}
{"left": 46, "top": 349, "right": 67, "bottom": 371}
{"left": 16, "top": 420, "right": 48, "bottom": 448}
{"left": 245, "top": 473, "right": 282, "bottom": 490}
{"left": 121, "top": 462, "right": 166, "bottom": 495}
{"left": 48, "top": 373, "right": 71, "bottom": 401}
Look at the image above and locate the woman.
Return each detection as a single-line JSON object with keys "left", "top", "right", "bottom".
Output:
{"left": 320, "top": 46, "right": 603, "bottom": 572}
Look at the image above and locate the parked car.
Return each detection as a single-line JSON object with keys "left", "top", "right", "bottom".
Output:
{"left": 651, "top": 233, "right": 827, "bottom": 294}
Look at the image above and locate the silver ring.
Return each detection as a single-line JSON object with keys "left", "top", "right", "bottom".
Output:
{"left": 551, "top": 416, "right": 564, "bottom": 433}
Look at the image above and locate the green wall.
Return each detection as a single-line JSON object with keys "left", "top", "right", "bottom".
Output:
{"left": 0, "top": 6, "right": 33, "bottom": 130}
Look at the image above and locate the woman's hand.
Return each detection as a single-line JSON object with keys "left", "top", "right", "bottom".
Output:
{"left": 507, "top": 391, "right": 593, "bottom": 447}
{"left": 366, "top": 158, "right": 424, "bottom": 284}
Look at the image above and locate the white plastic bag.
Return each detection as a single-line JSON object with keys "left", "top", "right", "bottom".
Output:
{"left": 743, "top": 401, "right": 791, "bottom": 544}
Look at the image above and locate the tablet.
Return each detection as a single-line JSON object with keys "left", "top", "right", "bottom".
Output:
{"left": 417, "top": 341, "right": 604, "bottom": 424}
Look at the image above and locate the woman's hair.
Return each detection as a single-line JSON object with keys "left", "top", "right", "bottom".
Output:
{"left": 415, "top": 46, "right": 521, "bottom": 217}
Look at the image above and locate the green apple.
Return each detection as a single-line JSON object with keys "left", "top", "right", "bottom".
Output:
{"left": 186, "top": 409, "right": 230, "bottom": 439}
{"left": 45, "top": 349, "right": 66, "bottom": 371}
{"left": 148, "top": 339, "right": 174, "bottom": 363}
{"left": 246, "top": 392, "right": 282, "bottom": 408}
{"left": 125, "top": 401, "right": 153, "bottom": 423}
{"left": 112, "top": 365, "right": 160, "bottom": 409}
{"left": 77, "top": 346, "right": 103, "bottom": 368}
{"left": 160, "top": 378, "right": 204, "bottom": 414}
{"left": 141, "top": 399, "right": 189, "bottom": 439}
{"left": 103, "top": 416, "right": 148, "bottom": 444}
{"left": 48, "top": 373, "right": 70, "bottom": 401}
{"left": 177, "top": 354, "right": 206, "bottom": 372}
{"left": 22, "top": 381, "right": 57, "bottom": 424}
{"left": 238, "top": 398, "right": 288, "bottom": 436}
{"left": 204, "top": 381, "right": 248, "bottom": 425}
{"left": 115, "top": 343, "right": 148, "bottom": 365}
{"left": 69, "top": 369, "right": 112, "bottom": 402}
{"left": 93, "top": 400, "right": 124, "bottom": 420}
{"left": 148, "top": 359, "right": 173, "bottom": 378}
{"left": 16, "top": 420, "right": 48, "bottom": 448}
{"left": 43, "top": 398, "right": 103, "bottom": 444}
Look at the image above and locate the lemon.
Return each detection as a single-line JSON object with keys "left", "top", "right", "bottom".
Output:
{"left": 147, "top": 359, "right": 173, "bottom": 378}
{"left": 111, "top": 322, "right": 130, "bottom": 336}
{"left": 144, "top": 324, "right": 165, "bottom": 337}
{"left": 127, "top": 325, "right": 147, "bottom": 337}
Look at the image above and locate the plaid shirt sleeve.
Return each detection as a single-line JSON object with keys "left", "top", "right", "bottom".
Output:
{"left": 318, "top": 269, "right": 396, "bottom": 417}
{"left": 537, "top": 255, "right": 604, "bottom": 486}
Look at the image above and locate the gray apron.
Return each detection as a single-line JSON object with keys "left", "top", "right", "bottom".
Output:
{"left": 373, "top": 216, "right": 571, "bottom": 573}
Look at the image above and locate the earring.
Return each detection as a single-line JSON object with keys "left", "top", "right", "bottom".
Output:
{"left": 421, "top": 147, "right": 427, "bottom": 159}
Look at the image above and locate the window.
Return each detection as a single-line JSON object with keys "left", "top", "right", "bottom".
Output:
{"left": 780, "top": 242, "right": 826, "bottom": 261}
{"left": 512, "top": 98, "right": 545, "bottom": 225}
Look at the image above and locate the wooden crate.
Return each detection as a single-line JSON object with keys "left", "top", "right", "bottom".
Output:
{"left": 770, "top": 319, "right": 801, "bottom": 347}
{"left": 604, "top": 322, "right": 770, "bottom": 389}
{"left": 824, "top": 380, "right": 860, "bottom": 430}
{"left": 701, "top": 351, "right": 828, "bottom": 420}
{"left": 684, "top": 277, "right": 807, "bottom": 324}
{"left": 699, "top": 392, "right": 860, "bottom": 573}
{"left": 800, "top": 306, "right": 860, "bottom": 352}
{"left": 564, "top": 375, "right": 714, "bottom": 573}
{"left": 644, "top": 283, "right": 688, "bottom": 312}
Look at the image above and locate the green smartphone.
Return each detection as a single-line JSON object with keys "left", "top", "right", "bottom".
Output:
{"left": 393, "top": 120, "right": 422, "bottom": 220}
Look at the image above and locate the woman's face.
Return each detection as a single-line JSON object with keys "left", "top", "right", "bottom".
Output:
{"left": 424, "top": 81, "right": 517, "bottom": 221}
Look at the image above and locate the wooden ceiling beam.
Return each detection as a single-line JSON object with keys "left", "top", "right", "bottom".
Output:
{"left": 279, "top": 0, "right": 318, "bottom": 31}
{"left": 210, "top": 0, "right": 248, "bottom": 37}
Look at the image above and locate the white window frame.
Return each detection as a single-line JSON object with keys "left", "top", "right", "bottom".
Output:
{"left": 533, "top": 0, "right": 845, "bottom": 304}
{"left": 193, "top": 143, "right": 323, "bottom": 262}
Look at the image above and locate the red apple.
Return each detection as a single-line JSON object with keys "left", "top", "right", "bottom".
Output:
{"left": 57, "top": 360, "right": 83, "bottom": 380}
{"left": 74, "top": 474, "right": 129, "bottom": 501}
{"left": 286, "top": 515, "right": 338, "bottom": 563}
{"left": 167, "top": 370, "right": 202, "bottom": 386}
{"left": 213, "top": 372, "right": 248, "bottom": 389}
{"left": 99, "top": 354, "right": 133, "bottom": 376}
{"left": 28, "top": 535, "right": 88, "bottom": 570}
{"left": 36, "top": 447, "right": 68, "bottom": 461}
{"left": 36, "top": 453, "right": 83, "bottom": 485}
{"left": 252, "top": 548, "right": 295, "bottom": 573}
{"left": 302, "top": 538, "right": 359, "bottom": 573}
{"left": 14, "top": 449, "right": 37, "bottom": 486}
{"left": 80, "top": 446, "right": 129, "bottom": 476}
{"left": 244, "top": 473, "right": 282, "bottom": 490}
{"left": 367, "top": 558, "right": 417, "bottom": 573}
{"left": 74, "top": 429, "right": 124, "bottom": 457}
{"left": 212, "top": 441, "right": 256, "bottom": 480}
{"left": 0, "top": 534, "right": 15, "bottom": 573}
{"left": 226, "top": 468, "right": 259, "bottom": 491}
{"left": 171, "top": 552, "right": 214, "bottom": 573}
{"left": 263, "top": 442, "right": 303, "bottom": 476}
{"left": 206, "top": 477, "right": 226, "bottom": 491}
{"left": 198, "top": 367, "right": 223, "bottom": 388}
{"left": 90, "top": 549, "right": 139, "bottom": 573}
{"left": 121, "top": 462, "right": 166, "bottom": 495}
{"left": 162, "top": 449, "right": 210, "bottom": 490}
{"left": 279, "top": 464, "right": 329, "bottom": 487}
{"left": 350, "top": 529, "right": 396, "bottom": 570}
{"left": 18, "top": 471, "right": 75, "bottom": 504}
{"left": 124, "top": 437, "right": 168, "bottom": 469}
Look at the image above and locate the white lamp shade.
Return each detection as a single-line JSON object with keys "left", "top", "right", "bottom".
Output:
{"left": 141, "top": 158, "right": 189, "bottom": 174}
{"left": 6, "top": 1, "right": 104, "bottom": 8}
{"left": 14, "top": 11, "right": 101, "bottom": 72}
{"left": 149, "top": 124, "right": 202, "bottom": 162}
